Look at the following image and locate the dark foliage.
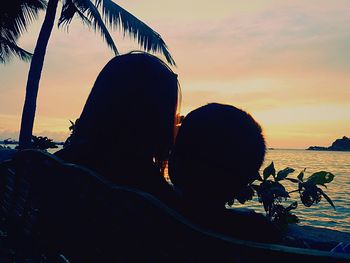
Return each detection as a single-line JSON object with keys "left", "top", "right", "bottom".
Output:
{"left": 31, "top": 135, "right": 58, "bottom": 150}
{"left": 63, "top": 119, "right": 78, "bottom": 148}
{"left": 234, "top": 162, "right": 335, "bottom": 229}
{"left": 0, "top": 0, "right": 47, "bottom": 62}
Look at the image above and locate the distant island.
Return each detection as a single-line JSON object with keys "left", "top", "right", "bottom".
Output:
{"left": 0, "top": 138, "right": 64, "bottom": 148}
{"left": 0, "top": 138, "right": 18, "bottom": 145}
{"left": 307, "top": 136, "right": 350, "bottom": 151}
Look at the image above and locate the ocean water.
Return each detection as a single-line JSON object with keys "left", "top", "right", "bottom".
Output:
{"left": 1, "top": 145, "right": 349, "bottom": 232}
{"left": 233, "top": 149, "right": 350, "bottom": 233}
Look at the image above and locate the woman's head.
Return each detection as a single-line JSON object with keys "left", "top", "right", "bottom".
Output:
{"left": 71, "top": 52, "right": 180, "bottom": 164}
{"left": 169, "top": 103, "right": 265, "bottom": 207}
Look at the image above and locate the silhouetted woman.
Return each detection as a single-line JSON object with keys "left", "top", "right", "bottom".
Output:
{"left": 56, "top": 52, "right": 180, "bottom": 200}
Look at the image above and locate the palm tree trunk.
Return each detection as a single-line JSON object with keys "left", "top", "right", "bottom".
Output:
{"left": 18, "top": 0, "right": 59, "bottom": 149}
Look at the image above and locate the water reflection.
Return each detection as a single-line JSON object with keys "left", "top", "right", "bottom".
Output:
{"left": 233, "top": 149, "right": 350, "bottom": 232}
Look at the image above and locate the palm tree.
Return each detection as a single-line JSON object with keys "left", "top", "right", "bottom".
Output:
{"left": 18, "top": 0, "right": 175, "bottom": 149}
{"left": 0, "top": 0, "right": 47, "bottom": 63}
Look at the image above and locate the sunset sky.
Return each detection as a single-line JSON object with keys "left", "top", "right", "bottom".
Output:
{"left": 1, "top": 0, "right": 350, "bottom": 148}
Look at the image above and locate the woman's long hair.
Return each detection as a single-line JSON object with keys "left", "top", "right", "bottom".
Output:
{"left": 70, "top": 51, "right": 181, "bottom": 176}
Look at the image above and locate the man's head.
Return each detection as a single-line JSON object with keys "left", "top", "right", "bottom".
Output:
{"left": 169, "top": 103, "right": 265, "bottom": 207}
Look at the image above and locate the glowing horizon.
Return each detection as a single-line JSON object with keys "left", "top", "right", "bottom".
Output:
{"left": 1, "top": 0, "right": 350, "bottom": 149}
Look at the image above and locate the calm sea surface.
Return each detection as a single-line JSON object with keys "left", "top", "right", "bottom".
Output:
{"left": 1, "top": 146, "right": 349, "bottom": 232}
{"left": 233, "top": 149, "right": 350, "bottom": 233}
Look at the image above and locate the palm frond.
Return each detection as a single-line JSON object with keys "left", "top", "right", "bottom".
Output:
{"left": 0, "top": 0, "right": 47, "bottom": 38}
{"left": 58, "top": 0, "right": 91, "bottom": 30}
{"left": 97, "top": 0, "right": 175, "bottom": 65}
{"left": 0, "top": 0, "right": 45, "bottom": 63}
{"left": 64, "top": 0, "right": 118, "bottom": 54}
{"left": 0, "top": 35, "right": 32, "bottom": 63}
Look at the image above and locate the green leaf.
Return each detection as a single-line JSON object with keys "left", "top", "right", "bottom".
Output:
{"left": 286, "top": 201, "right": 298, "bottom": 212}
{"left": 256, "top": 172, "right": 263, "bottom": 181}
{"left": 306, "top": 171, "right": 335, "bottom": 185}
{"left": 74, "top": 0, "right": 119, "bottom": 55}
{"left": 99, "top": 0, "right": 176, "bottom": 65}
{"left": 0, "top": 35, "right": 32, "bottom": 63}
{"left": 68, "top": 119, "right": 76, "bottom": 131}
{"left": 286, "top": 213, "right": 300, "bottom": 224}
{"left": 297, "top": 168, "right": 306, "bottom": 181}
{"left": 58, "top": 0, "right": 92, "bottom": 30}
{"left": 250, "top": 184, "right": 260, "bottom": 192}
{"left": 234, "top": 186, "right": 255, "bottom": 204}
{"left": 0, "top": 0, "right": 46, "bottom": 63}
{"left": 270, "top": 182, "right": 289, "bottom": 198}
{"left": 263, "top": 162, "right": 276, "bottom": 180}
{"left": 276, "top": 167, "right": 295, "bottom": 181}
{"left": 319, "top": 189, "right": 336, "bottom": 210}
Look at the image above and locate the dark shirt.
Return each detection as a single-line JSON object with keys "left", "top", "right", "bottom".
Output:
{"left": 55, "top": 144, "right": 176, "bottom": 204}
{"left": 169, "top": 198, "right": 283, "bottom": 244}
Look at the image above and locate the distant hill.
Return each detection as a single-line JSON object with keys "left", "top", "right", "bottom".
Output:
{"left": 307, "top": 136, "right": 350, "bottom": 151}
